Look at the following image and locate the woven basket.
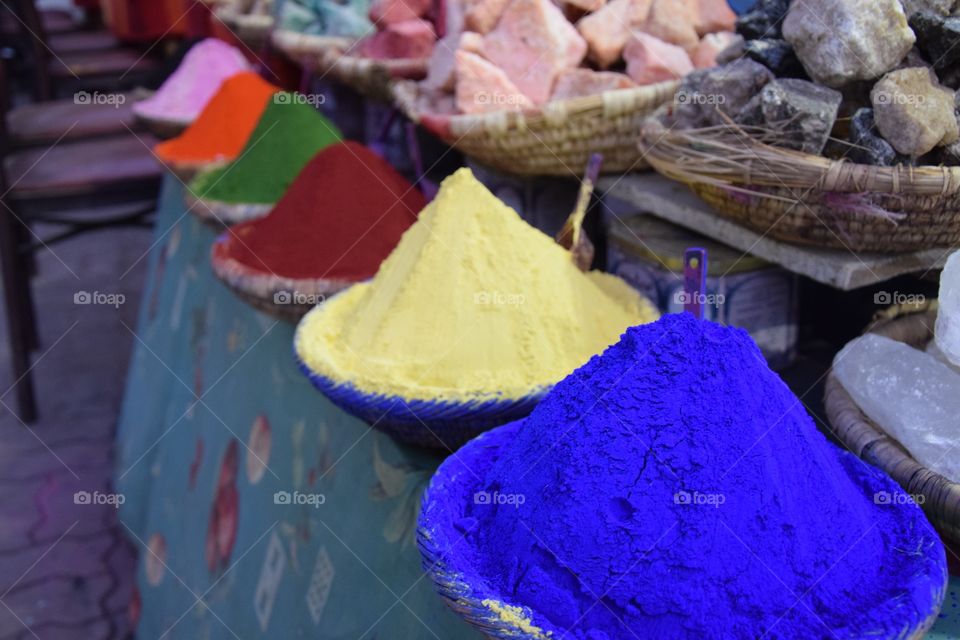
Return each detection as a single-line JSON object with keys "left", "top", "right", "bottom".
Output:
{"left": 133, "top": 112, "right": 191, "bottom": 140}
{"left": 395, "top": 80, "right": 678, "bottom": 176}
{"left": 316, "top": 48, "right": 428, "bottom": 102}
{"left": 234, "top": 13, "right": 274, "bottom": 46}
{"left": 210, "top": 232, "right": 352, "bottom": 323}
{"left": 640, "top": 118, "right": 960, "bottom": 253}
{"left": 183, "top": 190, "right": 273, "bottom": 227}
{"left": 418, "top": 420, "right": 945, "bottom": 640}
{"left": 270, "top": 29, "right": 353, "bottom": 66}
{"left": 161, "top": 159, "right": 229, "bottom": 184}
{"left": 825, "top": 301, "right": 960, "bottom": 547}
{"left": 293, "top": 301, "right": 547, "bottom": 450}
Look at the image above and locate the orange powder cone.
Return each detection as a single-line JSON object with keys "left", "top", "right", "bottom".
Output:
{"left": 155, "top": 71, "right": 278, "bottom": 165}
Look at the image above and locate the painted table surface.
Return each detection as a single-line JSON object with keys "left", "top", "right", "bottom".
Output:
{"left": 117, "top": 177, "right": 960, "bottom": 638}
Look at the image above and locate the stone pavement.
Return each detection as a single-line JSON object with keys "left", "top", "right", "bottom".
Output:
{"left": 0, "top": 225, "right": 151, "bottom": 639}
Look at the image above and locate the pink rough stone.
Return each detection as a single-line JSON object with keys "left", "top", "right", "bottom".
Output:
{"left": 482, "top": 0, "right": 588, "bottom": 104}
{"left": 694, "top": 0, "right": 735, "bottom": 35}
{"left": 640, "top": 0, "right": 700, "bottom": 51}
{"left": 550, "top": 68, "right": 636, "bottom": 100}
{"left": 563, "top": 0, "right": 606, "bottom": 12}
{"left": 464, "top": 0, "right": 512, "bottom": 33}
{"left": 362, "top": 19, "right": 436, "bottom": 60}
{"left": 624, "top": 31, "right": 694, "bottom": 85}
{"left": 369, "top": 0, "right": 432, "bottom": 25}
{"left": 455, "top": 50, "right": 534, "bottom": 113}
{"left": 577, "top": 0, "right": 653, "bottom": 68}
{"left": 691, "top": 31, "right": 737, "bottom": 68}
{"left": 423, "top": 31, "right": 485, "bottom": 91}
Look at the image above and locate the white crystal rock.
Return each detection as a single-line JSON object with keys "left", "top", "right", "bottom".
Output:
{"left": 935, "top": 250, "right": 960, "bottom": 367}
{"left": 834, "top": 333, "right": 960, "bottom": 484}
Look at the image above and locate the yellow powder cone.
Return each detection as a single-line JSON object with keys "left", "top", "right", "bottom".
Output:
{"left": 295, "top": 167, "right": 659, "bottom": 403}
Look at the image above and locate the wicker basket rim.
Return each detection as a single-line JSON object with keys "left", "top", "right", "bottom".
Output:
{"left": 210, "top": 237, "right": 355, "bottom": 298}
{"left": 394, "top": 79, "right": 680, "bottom": 132}
{"left": 232, "top": 12, "right": 274, "bottom": 27}
{"left": 270, "top": 29, "right": 355, "bottom": 48}
{"left": 132, "top": 110, "right": 193, "bottom": 127}
{"left": 641, "top": 118, "right": 960, "bottom": 196}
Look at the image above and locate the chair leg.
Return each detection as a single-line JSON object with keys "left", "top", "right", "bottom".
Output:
{"left": 0, "top": 204, "right": 37, "bottom": 422}
{"left": 12, "top": 221, "right": 38, "bottom": 351}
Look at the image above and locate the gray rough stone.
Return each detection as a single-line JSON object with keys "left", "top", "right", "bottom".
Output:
{"left": 847, "top": 108, "right": 899, "bottom": 165}
{"left": 871, "top": 67, "right": 960, "bottom": 156}
{"left": 737, "top": 78, "right": 842, "bottom": 154}
{"left": 735, "top": 0, "right": 789, "bottom": 40}
{"left": 668, "top": 58, "right": 774, "bottom": 129}
{"left": 900, "top": 0, "right": 954, "bottom": 16}
{"left": 715, "top": 34, "right": 745, "bottom": 65}
{"left": 783, "top": 0, "right": 916, "bottom": 88}
{"left": 743, "top": 38, "right": 807, "bottom": 78}
{"left": 909, "top": 11, "right": 960, "bottom": 70}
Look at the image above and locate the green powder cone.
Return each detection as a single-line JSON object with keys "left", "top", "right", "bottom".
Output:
{"left": 189, "top": 94, "right": 342, "bottom": 205}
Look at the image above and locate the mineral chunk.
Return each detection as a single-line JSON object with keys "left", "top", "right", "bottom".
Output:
{"left": 369, "top": 0, "right": 431, "bottom": 25}
{"left": 576, "top": 0, "right": 653, "bottom": 68}
{"left": 847, "top": 108, "right": 898, "bottom": 165}
{"left": 641, "top": 0, "right": 700, "bottom": 51}
{"left": 871, "top": 67, "right": 959, "bottom": 156}
{"left": 783, "top": 0, "right": 915, "bottom": 88}
{"left": 464, "top": 0, "right": 511, "bottom": 33}
{"left": 625, "top": 32, "right": 694, "bottom": 85}
{"left": 743, "top": 39, "right": 806, "bottom": 78}
{"left": 455, "top": 50, "right": 533, "bottom": 113}
{"left": 482, "top": 0, "right": 588, "bottom": 104}
{"left": 735, "top": 0, "right": 789, "bottom": 40}
{"left": 361, "top": 19, "right": 436, "bottom": 59}
{"left": 715, "top": 34, "right": 745, "bottom": 64}
{"left": 834, "top": 333, "right": 960, "bottom": 484}
{"left": 900, "top": 0, "right": 954, "bottom": 16}
{"left": 423, "top": 31, "right": 485, "bottom": 91}
{"left": 738, "top": 78, "right": 842, "bottom": 154}
{"left": 937, "top": 250, "right": 960, "bottom": 366}
{"left": 671, "top": 58, "right": 774, "bottom": 128}
{"left": 909, "top": 12, "right": 960, "bottom": 71}
{"left": 694, "top": 0, "right": 736, "bottom": 35}
{"left": 551, "top": 69, "right": 636, "bottom": 100}
{"left": 692, "top": 31, "right": 739, "bottom": 68}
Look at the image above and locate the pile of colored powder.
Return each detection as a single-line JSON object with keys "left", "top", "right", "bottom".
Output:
{"left": 133, "top": 39, "right": 250, "bottom": 123}
{"left": 295, "top": 167, "right": 659, "bottom": 402}
{"left": 444, "top": 313, "right": 945, "bottom": 638}
{"left": 188, "top": 96, "right": 342, "bottom": 204}
{"left": 215, "top": 141, "right": 425, "bottom": 279}
{"left": 155, "top": 72, "right": 277, "bottom": 165}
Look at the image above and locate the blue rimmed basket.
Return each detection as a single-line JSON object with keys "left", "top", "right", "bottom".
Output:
{"left": 293, "top": 304, "right": 547, "bottom": 450}
{"left": 417, "top": 422, "right": 948, "bottom": 639}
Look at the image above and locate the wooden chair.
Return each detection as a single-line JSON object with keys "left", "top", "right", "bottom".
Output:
{"left": 13, "top": 0, "right": 162, "bottom": 101}
{"left": 0, "top": 59, "right": 163, "bottom": 422}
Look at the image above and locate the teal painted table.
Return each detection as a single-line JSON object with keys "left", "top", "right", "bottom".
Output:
{"left": 117, "top": 176, "right": 960, "bottom": 639}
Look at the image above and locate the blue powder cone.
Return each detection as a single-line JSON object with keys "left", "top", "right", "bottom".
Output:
{"left": 420, "top": 313, "right": 947, "bottom": 639}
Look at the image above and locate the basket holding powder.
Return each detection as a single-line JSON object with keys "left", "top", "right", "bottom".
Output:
{"left": 293, "top": 167, "right": 659, "bottom": 449}
{"left": 419, "top": 313, "right": 947, "bottom": 639}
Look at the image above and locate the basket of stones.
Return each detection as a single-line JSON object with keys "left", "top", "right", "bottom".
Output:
{"left": 397, "top": 0, "right": 739, "bottom": 175}
{"left": 640, "top": 0, "right": 960, "bottom": 253}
